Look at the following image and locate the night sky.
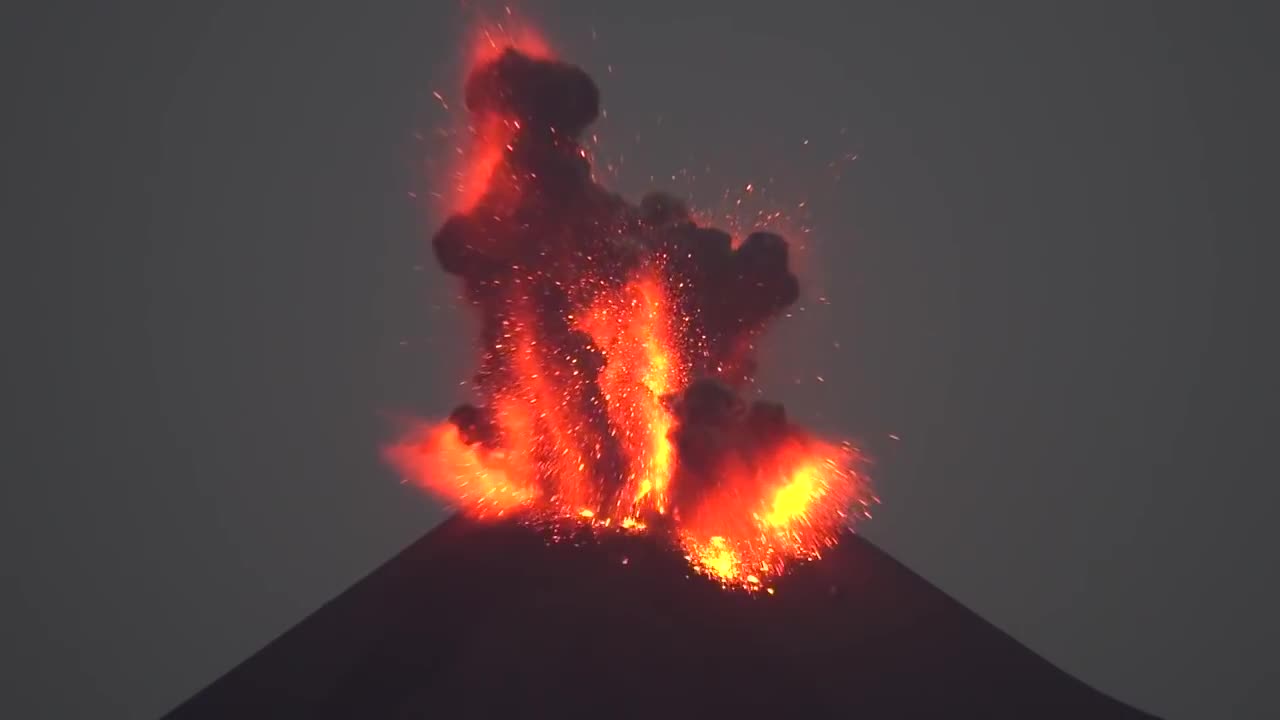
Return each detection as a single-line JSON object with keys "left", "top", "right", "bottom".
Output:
{"left": 8, "top": 2, "right": 1276, "bottom": 718}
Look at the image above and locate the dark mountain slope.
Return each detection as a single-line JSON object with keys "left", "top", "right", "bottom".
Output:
{"left": 167, "top": 515, "right": 1153, "bottom": 718}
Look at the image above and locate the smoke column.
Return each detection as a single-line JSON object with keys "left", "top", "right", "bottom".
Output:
{"left": 387, "top": 44, "right": 871, "bottom": 589}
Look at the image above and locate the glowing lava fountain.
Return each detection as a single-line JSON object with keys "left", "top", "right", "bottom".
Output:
{"left": 386, "top": 42, "right": 872, "bottom": 589}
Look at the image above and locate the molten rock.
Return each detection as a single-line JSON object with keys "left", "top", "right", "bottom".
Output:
{"left": 391, "top": 47, "right": 864, "bottom": 588}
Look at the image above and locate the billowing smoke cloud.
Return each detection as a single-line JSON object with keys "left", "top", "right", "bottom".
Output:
{"left": 431, "top": 49, "right": 803, "bottom": 511}
{"left": 390, "top": 45, "right": 868, "bottom": 589}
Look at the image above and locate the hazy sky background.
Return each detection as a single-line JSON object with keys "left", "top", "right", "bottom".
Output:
{"left": 7, "top": 2, "right": 1276, "bottom": 718}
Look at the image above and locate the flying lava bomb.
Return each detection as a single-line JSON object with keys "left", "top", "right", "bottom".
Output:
{"left": 385, "top": 34, "right": 874, "bottom": 590}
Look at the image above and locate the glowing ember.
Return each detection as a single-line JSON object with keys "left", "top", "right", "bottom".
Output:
{"left": 388, "top": 27, "right": 872, "bottom": 590}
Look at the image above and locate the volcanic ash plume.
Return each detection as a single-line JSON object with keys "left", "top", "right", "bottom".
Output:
{"left": 387, "top": 47, "right": 872, "bottom": 589}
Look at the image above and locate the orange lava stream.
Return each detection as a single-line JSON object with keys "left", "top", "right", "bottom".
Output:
{"left": 446, "top": 21, "right": 552, "bottom": 214}
{"left": 451, "top": 114, "right": 518, "bottom": 215}
{"left": 500, "top": 306, "right": 605, "bottom": 513}
{"left": 577, "top": 274, "right": 683, "bottom": 518}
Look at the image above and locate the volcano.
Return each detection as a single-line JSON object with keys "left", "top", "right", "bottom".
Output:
{"left": 165, "top": 516, "right": 1151, "bottom": 718}
{"left": 167, "top": 27, "right": 1151, "bottom": 718}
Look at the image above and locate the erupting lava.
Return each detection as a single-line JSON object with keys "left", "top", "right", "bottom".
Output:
{"left": 387, "top": 32, "right": 872, "bottom": 590}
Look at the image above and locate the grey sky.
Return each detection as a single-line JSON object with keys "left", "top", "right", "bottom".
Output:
{"left": 7, "top": 2, "right": 1276, "bottom": 718}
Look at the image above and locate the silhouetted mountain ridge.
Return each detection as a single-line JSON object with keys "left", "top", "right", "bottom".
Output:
{"left": 167, "top": 515, "right": 1154, "bottom": 718}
